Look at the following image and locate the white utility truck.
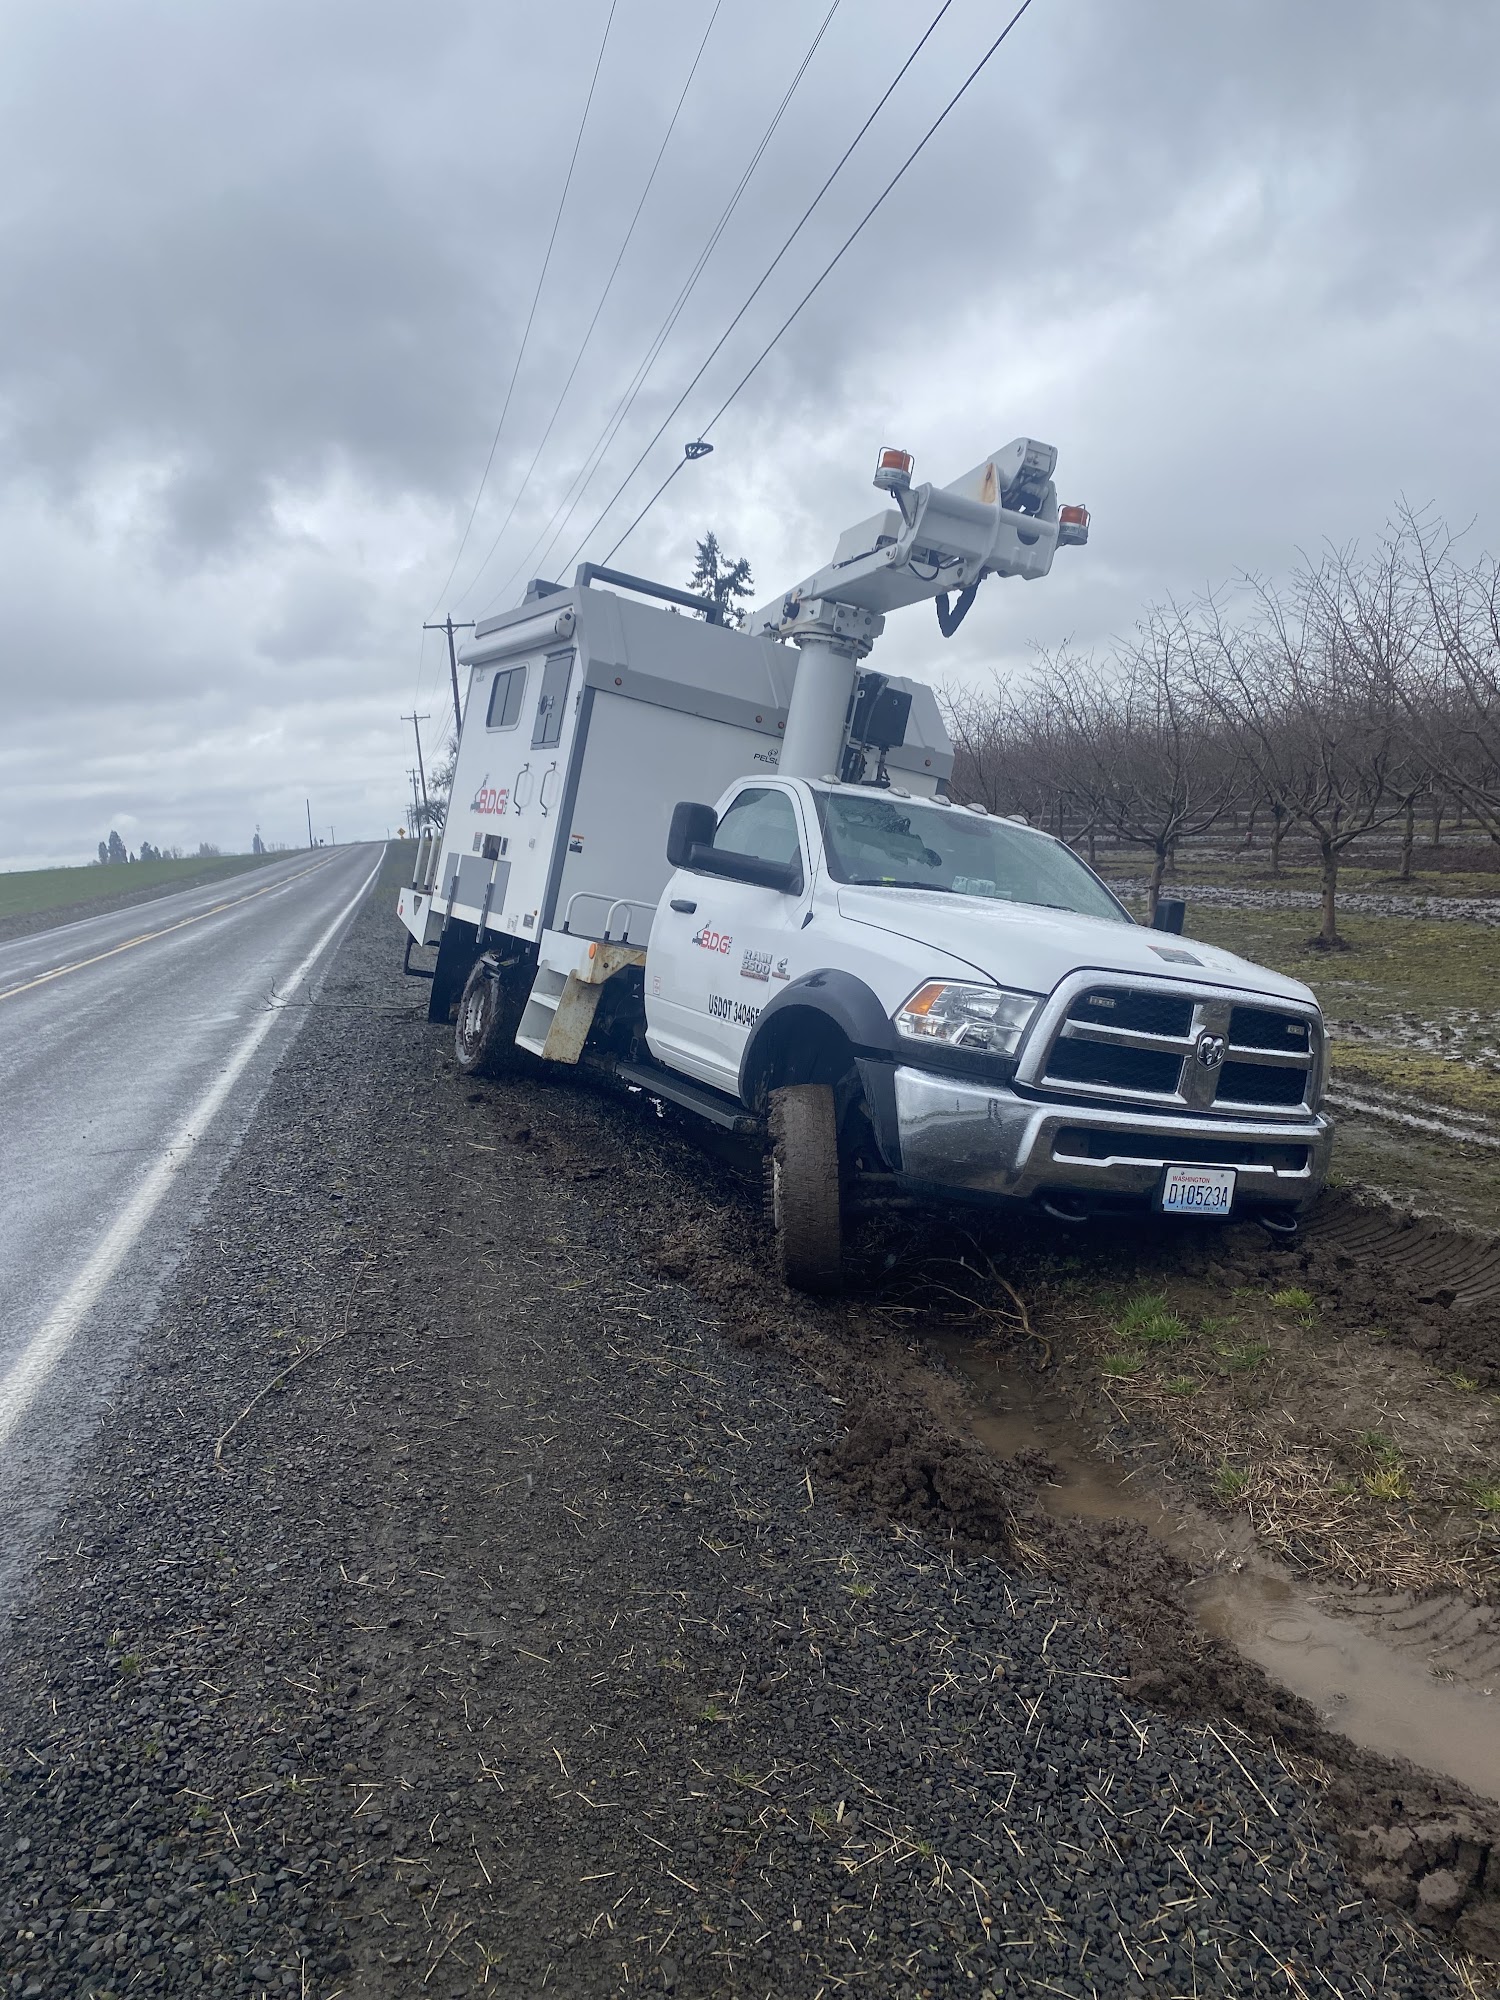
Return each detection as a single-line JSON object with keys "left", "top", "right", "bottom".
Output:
{"left": 398, "top": 439, "right": 1331, "bottom": 1290}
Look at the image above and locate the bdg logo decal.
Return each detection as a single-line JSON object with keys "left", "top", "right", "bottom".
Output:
{"left": 692, "top": 925, "right": 732, "bottom": 955}
{"left": 470, "top": 773, "right": 510, "bottom": 817}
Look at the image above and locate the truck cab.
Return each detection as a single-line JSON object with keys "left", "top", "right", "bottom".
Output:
{"left": 646, "top": 775, "right": 1330, "bottom": 1285}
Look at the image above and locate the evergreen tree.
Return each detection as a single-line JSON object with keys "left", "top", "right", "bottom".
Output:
{"left": 106, "top": 830, "right": 128, "bottom": 865}
{"left": 687, "top": 531, "right": 754, "bottom": 626}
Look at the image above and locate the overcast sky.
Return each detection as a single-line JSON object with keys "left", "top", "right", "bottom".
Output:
{"left": 1, "top": 0, "right": 1495, "bottom": 865}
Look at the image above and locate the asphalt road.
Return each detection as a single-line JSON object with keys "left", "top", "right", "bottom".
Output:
{"left": 0, "top": 843, "right": 384, "bottom": 1609}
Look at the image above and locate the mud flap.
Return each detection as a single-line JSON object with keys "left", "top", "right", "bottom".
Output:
{"left": 427, "top": 920, "right": 479, "bottom": 1025}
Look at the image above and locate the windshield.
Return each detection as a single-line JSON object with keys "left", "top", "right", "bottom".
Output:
{"left": 814, "top": 791, "right": 1130, "bottom": 924}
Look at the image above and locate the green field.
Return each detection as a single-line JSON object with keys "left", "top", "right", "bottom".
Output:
{"left": 0, "top": 851, "right": 288, "bottom": 926}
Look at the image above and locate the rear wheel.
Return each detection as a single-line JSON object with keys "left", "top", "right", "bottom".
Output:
{"left": 767, "top": 1083, "right": 844, "bottom": 1294}
{"left": 454, "top": 957, "right": 521, "bottom": 1077}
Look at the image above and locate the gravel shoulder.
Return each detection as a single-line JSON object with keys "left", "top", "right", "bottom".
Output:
{"left": 1, "top": 859, "right": 1493, "bottom": 1997}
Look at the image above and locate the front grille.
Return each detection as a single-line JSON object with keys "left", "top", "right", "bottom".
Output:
{"left": 1054, "top": 1128, "right": 1310, "bottom": 1172}
{"left": 1215, "top": 1061, "right": 1308, "bottom": 1108}
{"left": 1037, "top": 978, "right": 1318, "bottom": 1115}
{"left": 1069, "top": 988, "right": 1193, "bottom": 1039}
{"left": 1229, "top": 1005, "right": 1312, "bottom": 1054}
{"left": 1046, "top": 1039, "right": 1184, "bottom": 1095}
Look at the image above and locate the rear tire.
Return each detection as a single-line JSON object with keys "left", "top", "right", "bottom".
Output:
{"left": 767, "top": 1083, "right": 844, "bottom": 1294}
{"left": 454, "top": 957, "right": 520, "bottom": 1077}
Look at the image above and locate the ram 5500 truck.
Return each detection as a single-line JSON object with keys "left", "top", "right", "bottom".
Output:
{"left": 398, "top": 438, "right": 1331, "bottom": 1290}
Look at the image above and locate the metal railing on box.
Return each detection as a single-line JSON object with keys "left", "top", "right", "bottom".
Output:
{"left": 562, "top": 892, "right": 656, "bottom": 944}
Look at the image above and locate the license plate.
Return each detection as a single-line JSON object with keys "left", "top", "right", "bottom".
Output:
{"left": 1159, "top": 1164, "right": 1236, "bottom": 1217}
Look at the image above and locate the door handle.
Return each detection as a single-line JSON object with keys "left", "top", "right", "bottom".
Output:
{"left": 669, "top": 898, "right": 697, "bottom": 914}
{"left": 512, "top": 762, "right": 532, "bottom": 816}
{"left": 538, "top": 762, "right": 559, "bottom": 816}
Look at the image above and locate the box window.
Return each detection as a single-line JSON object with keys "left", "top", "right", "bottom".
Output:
{"left": 486, "top": 667, "right": 527, "bottom": 730}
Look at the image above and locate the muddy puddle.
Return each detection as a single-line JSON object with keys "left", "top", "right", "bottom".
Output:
{"left": 933, "top": 1334, "right": 1500, "bottom": 1804}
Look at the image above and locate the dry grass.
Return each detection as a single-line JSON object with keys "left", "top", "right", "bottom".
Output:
{"left": 1066, "top": 1281, "right": 1500, "bottom": 1598}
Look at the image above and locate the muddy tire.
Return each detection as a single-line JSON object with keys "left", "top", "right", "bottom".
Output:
{"left": 767, "top": 1083, "right": 844, "bottom": 1295}
{"left": 454, "top": 958, "right": 519, "bottom": 1077}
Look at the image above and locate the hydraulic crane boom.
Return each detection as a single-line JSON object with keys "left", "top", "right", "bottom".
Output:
{"left": 752, "top": 438, "right": 1088, "bottom": 781}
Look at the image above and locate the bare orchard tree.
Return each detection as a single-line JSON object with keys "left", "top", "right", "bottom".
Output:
{"left": 1207, "top": 547, "right": 1413, "bottom": 949}
{"left": 1396, "top": 507, "right": 1500, "bottom": 846}
{"left": 1040, "top": 608, "right": 1242, "bottom": 921}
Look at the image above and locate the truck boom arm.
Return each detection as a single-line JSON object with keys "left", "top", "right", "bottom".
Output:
{"left": 751, "top": 437, "right": 1087, "bottom": 782}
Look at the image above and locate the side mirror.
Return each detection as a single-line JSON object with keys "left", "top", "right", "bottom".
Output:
{"left": 667, "top": 801, "right": 717, "bottom": 868}
{"left": 1151, "top": 897, "right": 1186, "bottom": 935}
{"left": 688, "top": 848, "right": 803, "bottom": 895}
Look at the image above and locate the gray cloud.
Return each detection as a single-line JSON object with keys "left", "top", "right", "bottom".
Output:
{"left": 1, "top": 0, "right": 1497, "bottom": 863}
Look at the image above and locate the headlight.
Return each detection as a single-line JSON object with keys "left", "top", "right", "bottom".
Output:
{"left": 893, "top": 980, "right": 1040, "bottom": 1057}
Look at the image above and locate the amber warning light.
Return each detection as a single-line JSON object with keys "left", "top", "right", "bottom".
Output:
{"left": 1058, "top": 502, "right": 1090, "bottom": 547}
{"left": 873, "top": 446, "right": 914, "bottom": 495}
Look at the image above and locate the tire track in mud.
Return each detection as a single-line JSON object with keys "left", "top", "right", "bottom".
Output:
{"left": 1306, "top": 1189, "right": 1500, "bottom": 1309}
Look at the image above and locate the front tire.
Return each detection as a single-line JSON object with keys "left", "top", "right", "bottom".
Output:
{"left": 454, "top": 958, "right": 519, "bottom": 1077}
{"left": 767, "top": 1083, "right": 844, "bottom": 1294}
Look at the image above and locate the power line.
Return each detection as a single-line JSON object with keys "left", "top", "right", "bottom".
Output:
{"left": 592, "top": 0, "right": 1040, "bottom": 572}
{"left": 425, "top": 0, "right": 621, "bottom": 619}
{"left": 451, "top": 0, "right": 726, "bottom": 611}
{"left": 569, "top": 0, "right": 963, "bottom": 576}
{"left": 494, "top": 0, "right": 848, "bottom": 608}
{"left": 701, "top": 0, "right": 1040, "bottom": 438}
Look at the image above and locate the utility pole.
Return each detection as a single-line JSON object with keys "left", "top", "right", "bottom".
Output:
{"left": 401, "top": 710, "right": 431, "bottom": 826}
{"left": 424, "top": 615, "right": 475, "bottom": 739}
{"left": 408, "top": 767, "right": 422, "bottom": 832}
{"left": 306, "top": 798, "right": 314, "bottom": 850}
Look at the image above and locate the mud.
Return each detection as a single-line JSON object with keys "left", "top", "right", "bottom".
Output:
{"left": 933, "top": 1330, "right": 1500, "bottom": 1806}
{"left": 1301, "top": 1188, "right": 1500, "bottom": 1386}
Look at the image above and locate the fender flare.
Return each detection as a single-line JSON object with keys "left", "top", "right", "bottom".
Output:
{"left": 737, "top": 969, "right": 898, "bottom": 1104}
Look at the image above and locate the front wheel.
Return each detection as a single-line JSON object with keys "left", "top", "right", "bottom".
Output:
{"left": 767, "top": 1083, "right": 844, "bottom": 1294}
{"left": 454, "top": 957, "right": 520, "bottom": 1077}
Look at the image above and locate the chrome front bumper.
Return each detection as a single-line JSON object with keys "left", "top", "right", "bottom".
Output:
{"left": 892, "top": 1065, "right": 1332, "bottom": 1213}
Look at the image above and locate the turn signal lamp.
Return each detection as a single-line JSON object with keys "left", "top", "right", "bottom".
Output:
{"left": 874, "top": 446, "right": 914, "bottom": 494}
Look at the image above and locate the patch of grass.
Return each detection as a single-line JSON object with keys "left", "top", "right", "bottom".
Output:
{"left": 1215, "top": 1340, "right": 1271, "bottom": 1374}
{"left": 1358, "top": 1430, "right": 1399, "bottom": 1460}
{"left": 1333, "top": 1044, "right": 1500, "bottom": 1122}
{"left": 1269, "top": 1286, "right": 1316, "bottom": 1323}
{"left": 1117, "top": 1293, "right": 1192, "bottom": 1346}
{"left": 1165, "top": 1376, "right": 1201, "bottom": 1397}
{"left": 1364, "top": 1462, "right": 1415, "bottom": 1504}
{"left": 0, "top": 850, "right": 281, "bottom": 924}
{"left": 1101, "top": 1352, "right": 1145, "bottom": 1379}
{"left": 1450, "top": 1373, "right": 1481, "bottom": 1393}
{"left": 1117, "top": 1292, "right": 1170, "bottom": 1332}
{"left": 1213, "top": 1464, "right": 1249, "bottom": 1501}
{"left": 117, "top": 1654, "right": 141, "bottom": 1677}
{"left": 697, "top": 1702, "right": 730, "bottom": 1724}
{"left": 1463, "top": 1479, "right": 1500, "bottom": 1514}
{"left": 843, "top": 1580, "right": 875, "bottom": 1601}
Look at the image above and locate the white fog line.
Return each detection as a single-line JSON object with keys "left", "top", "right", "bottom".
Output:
{"left": 0, "top": 850, "right": 384, "bottom": 1453}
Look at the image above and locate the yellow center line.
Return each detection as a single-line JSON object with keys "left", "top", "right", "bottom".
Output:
{"left": 0, "top": 860, "right": 336, "bottom": 1005}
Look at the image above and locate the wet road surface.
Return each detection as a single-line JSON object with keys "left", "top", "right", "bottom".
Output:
{"left": 0, "top": 844, "right": 383, "bottom": 1608}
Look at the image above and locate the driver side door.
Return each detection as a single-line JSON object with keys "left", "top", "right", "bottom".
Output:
{"left": 646, "top": 786, "right": 811, "bottom": 1094}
